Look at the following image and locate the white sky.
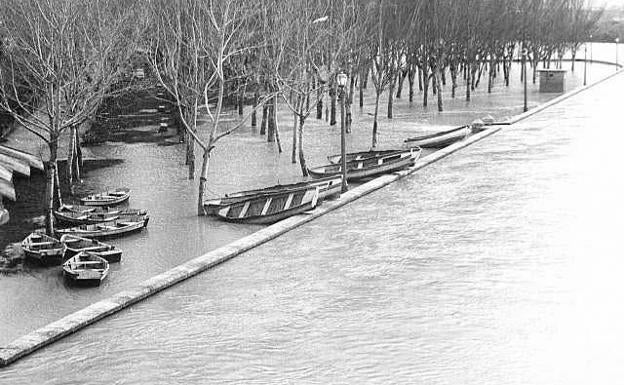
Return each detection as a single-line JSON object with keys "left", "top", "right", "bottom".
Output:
{"left": 595, "top": 0, "right": 624, "bottom": 8}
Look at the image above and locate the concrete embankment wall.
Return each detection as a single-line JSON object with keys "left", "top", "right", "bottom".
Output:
{"left": 0, "top": 68, "right": 621, "bottom": 368}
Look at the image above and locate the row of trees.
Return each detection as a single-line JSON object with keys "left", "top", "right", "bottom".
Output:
{"left": 0, "top": 0, "right": 601, "bottom": 234}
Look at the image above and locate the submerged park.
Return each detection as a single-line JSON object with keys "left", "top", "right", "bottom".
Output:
{"left": 0, "top": 0, "right": 623, "bottom": 381}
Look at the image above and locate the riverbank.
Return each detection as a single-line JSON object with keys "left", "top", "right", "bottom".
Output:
{"left": 0, "top": 61, "right": 621, "bottom": 367}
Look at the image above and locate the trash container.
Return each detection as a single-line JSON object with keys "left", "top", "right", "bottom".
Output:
{"left": 537, "top": 69, "right": 566, "bottom": 93}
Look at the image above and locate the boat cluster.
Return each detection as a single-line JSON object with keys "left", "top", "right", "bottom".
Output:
{"left": 203, "top": 123, "right": 485, "bottom": 224}
{"left": 20, "top": 188, "right": 148, "bottom": 287}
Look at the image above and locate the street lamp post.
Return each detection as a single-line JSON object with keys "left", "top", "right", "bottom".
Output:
{"left": 616, "top": 37, "right": 620, "bottom": 71}
{"left": 522, "top": 45, "right": 528, "bottom": 112}
{"left": 584, "top": 41, "right": 587, "bottom": 86}
{"left": 590, "top": 34, "right": 593, "bottom": 62}
{"left": 337, "top": 72, "right": 348, "bottom": 193}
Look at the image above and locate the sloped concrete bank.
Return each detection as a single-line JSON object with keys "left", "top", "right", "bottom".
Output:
{"left": 1, "top": 69, "right": 621, "bottom": 368}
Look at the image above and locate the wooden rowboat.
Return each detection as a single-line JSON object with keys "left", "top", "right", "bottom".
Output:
{"left": 60, "top": 234, "right": 123, "bottom": 262}
{"left": 215, "top": 186, "right": 319, "bottom": 225}
{"left": 327, "top": 148, "right": 420, "bottom": 164}
{"left": 63, "top": 252, "right": 109, "bottom": 286}
{"left": 0, "top": 144, "right": 44, "bottom": 171}
{"left": 56, "top": 204, "right": 146, "bottom": 216}
{"left": 54, "top": 205, "right": 147, "bottom": 224}
{"left": 204, "top": 175, "right": 342, "bottom": 216}
{"left": 80, "top": 188, "right": 130, "bottom": 206}
{"left": 55, "top": 215, "right": 149, "bottom": 239}
{"left": 54, "top": 209, "right": 119, "bottom": 225}
{"left": 403, "top": 125, "right": 471, "bottom": 148}
{"left": 21, "top": 233, "right": 67, "bottom": 266}
{"left": 308, "top": 148, "right": 420, "bottom": 181}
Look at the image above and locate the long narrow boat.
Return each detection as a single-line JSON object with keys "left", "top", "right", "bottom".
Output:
{"left": 54, "top": 209, "right": 119, "bottom": 225}
{"left": 63, "top": 252, "right": 109, "bottom": 286}
{"left": 60, "top": 234, "right": 122, "bottom": 262}
{"left": 55, "top": 215, "right": 149, "bottom": 239}
{"left": 203, "top": 175, "right": 342, "bottom": 216}
{"left": 215, "top": 187, "right": 319, "bottom": 225}
{"left": 54, "top": 204, "right": 147, "bottom": 224}
{"left": 21, "top": 233, "right": 67, "bottom": 266}
{"left": 327, "top": 148, "right": 420, "bottom": 164}
{"left": 80, "top": 188, "right": 130, "bottom": 206}
{"left": 56, "top": 204, "right": 146, "bottom": 216}
{"left": 308, "top": 148, "right": 420, "bottom": 181}
{"left": 403, "top": 125, "right": 471, "bottom": 148}
{"left": 0, "top": 153, "right": 30, "bottom": 177}
{"left": 0, "top": 144, "right": 44, "bottom": 171}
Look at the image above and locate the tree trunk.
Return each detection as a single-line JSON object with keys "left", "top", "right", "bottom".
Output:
{"left": 54, "top": 158, "right": 62, "bottom": 210}
{"left": 251, "top": 90, "right": 259, "bottom": 127}
{"left": 466, "top": 61, "right": 472, "bottom": 101}
{"left": 488, "top": 56, "right": 494, "bottom": 94}
{"left": 298, "top": 115, "right": 308, "bottom": 176}
{"left": 292, "top": 96, "right": 299, "bottom": 164}
{"left": 267, "top": 96, "right": 275, "bottom": 142}
{"left": 396, "top": 70, "right": 406, "bottom": 98}
{"left": 450, "top": 63, "right": 458, "bottom": 98}
{"left": 418, "top": 66, "right": 423, "bottom": 91}
{"left": 330, "top": 81, "right": 337, "bottom": 126}
{"left": 359, "top": 71, "right": 365, "bottom": 108}
{"left": 422, "top": 65, "right": 429, "bottom": 107}
{"left": 346, "top": 75, "right": 355, "bottom": 133}
{"left": 372, "top": 92, "right": 381, "bottom": 148}
{"left": 45, "top": 136, "right": 59, "bottom": 235}
{"left": 387, "top": 74, "right": 395, "bottom": 119}
{"left": 237, "top": 86, "right": 244, "bottom": 116}
{"left": 197, "top": 150, "right": 211, "bottom": 215}
{"left": 274, "top": 102, "right": 283, "bottom": 153}
{"left": 66, "top": 125, "right": 76, "bottom": 192}
{"left": 408, "top": 67, "right": 415, "bottom": 102}
{"left": 436, "top": 65, "right": 444, "bottom": 112}
{"left": 316, "top": 84, "right": 323, "bottom": 119}
{"left": 186, "top": 131, "right": 195, "bottom": 180}
{"left": 260, "top": 102, "right": 268, "bottom": 135}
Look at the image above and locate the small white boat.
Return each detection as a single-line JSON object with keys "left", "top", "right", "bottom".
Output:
{"left": 60, "top": 234, "right": 123, "bottom": 262}
{"left": 80, "top": 188, "right": 130, "bottom": 206}
{"left": 404, "top": 125, "right": 471, "bottom": 148}
{"left": 63, "top": 252, "right": 109, "bottom": 286}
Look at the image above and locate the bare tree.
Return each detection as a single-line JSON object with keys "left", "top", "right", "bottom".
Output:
{"left": 0, "top": 0, "right": 144, "bottom": 234}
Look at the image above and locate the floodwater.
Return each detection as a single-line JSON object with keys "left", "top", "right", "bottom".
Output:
{"left": 0, "top": 48, "right": 621, "bottom": 383}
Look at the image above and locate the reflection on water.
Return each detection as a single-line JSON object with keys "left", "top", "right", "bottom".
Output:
{"left": 0, "top": 60, "right": 621, "bottom": 384}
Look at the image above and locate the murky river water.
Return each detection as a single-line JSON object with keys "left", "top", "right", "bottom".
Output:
{"left": 0, "top": 51, "right": 622, "bottom": 383}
